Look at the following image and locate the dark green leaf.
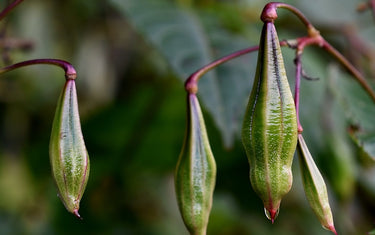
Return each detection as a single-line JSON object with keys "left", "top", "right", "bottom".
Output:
{"left": 109, "top": 0, "right": 258, "bottom": 146}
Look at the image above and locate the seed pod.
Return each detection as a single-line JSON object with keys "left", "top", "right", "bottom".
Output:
{"left": 175, "top": 94, "right": 216, "bottom": 235}
{"left": 241, "top": 22, "right": 298, "bottom": 222}
{"left": 50, "top": 78, "right": 90, "bottom": 218}
{"left": 297, "top": 134, "right": 337, "bottom": 235}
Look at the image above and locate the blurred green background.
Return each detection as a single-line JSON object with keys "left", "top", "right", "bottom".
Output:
{"left": 0, "top": 0, "right": 375, "bottom": 234}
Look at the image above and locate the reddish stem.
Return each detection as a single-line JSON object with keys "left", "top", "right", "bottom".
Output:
{"left": 292, "top": 34, "right": 375, "bottom": 103}
{"left": 185, "top": 45, "right": 260, "bottom": 94}
{"left": 0, "top": 0, "right": 24, "bottom": 21}
{"left": 261, "top": 2, "right": 319, "bottom": 37}
{"left": 321, "top": 40, "right": 375, "bottom": 102}
{"left": 0, "top": 59, "right": 77, "bottom": 80}
{"left": 294, "top": 53, "right": 303, "bottom": 133}
{"left": 185, "top": 41, "right": 292, "bottom": 94}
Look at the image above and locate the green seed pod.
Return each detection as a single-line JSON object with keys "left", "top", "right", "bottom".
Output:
{"left": 297, "top": 134, "right": 337, "bottom": 235}
{"left": 50, "top": 79, "right": 90, "bottom": 218}
{"left": 175, "top": 94, "right": 216, "bottom": 235}
{"left": 241, "top": 22, "right": 298, "bottom": 222}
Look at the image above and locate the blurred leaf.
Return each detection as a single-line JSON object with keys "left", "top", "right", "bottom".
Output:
{"left": 352, "top": 131, "right": 375, "bottom": 160}
{"left": 296, "top": 0, "right": 364, "bottom": 24}
{"left": 109, "top": 0, "right": 258, "bottom": 147}
{"left": 328, "top": 64, "right": 375, "bottom": 159}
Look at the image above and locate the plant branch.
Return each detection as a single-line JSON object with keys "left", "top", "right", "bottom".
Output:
{"left": 0, "top": 0, "right": 24, "bottom": 22}
{"left": 0, "top": 59, "right": 77, "bottom": 80}
{"left": 261, "top": 2, "right": 319, "bottom": 37}
{"left": 185, "top": 45, "right": 260, "bottom": 94}
{"left": 262, "top": 1, "right": 375, "bottom": 103}
{"left": 321, "top": 40, "right": 375, "bottom": 102}
{"left": 294, "top": 52, "right": 303, "bottom": 133}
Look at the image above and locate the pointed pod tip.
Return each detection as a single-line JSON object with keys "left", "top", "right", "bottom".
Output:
{"left": 269, "top": 209, "right": 277, "bottom": 224}
{"left": 73, "top": 209, "right": 83, "bottom": 220}
{"left": 328, "top": 225, "right": 337, "bottom": 235}
{"left": 264, "top": 207, "right": 279, "bottom": 223}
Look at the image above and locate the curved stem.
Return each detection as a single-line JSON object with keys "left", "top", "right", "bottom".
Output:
{"left": 185, "top": 41, "right": 290, "bottom": 94}
{"left": 261, "top": 2, "right": 319, "bottom": 36}
{"left": 185, "top": 45, "right": 260, "bottom": 94}
{"left": 0, "top": 0, "right": 24, "bottom": 21}
{"left": 0, "top": 59, "right": 77, "bottom": 80}
{"left": 290, "top": 33, "right": 375, "bottom": 104}
{"left": 321, "top": 40, "right": 375, "bottom": 102}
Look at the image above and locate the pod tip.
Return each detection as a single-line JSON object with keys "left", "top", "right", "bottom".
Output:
{"left": 73, "top": 209, "right": 83, "bottom": 220}
{"left": 329, "top": 225, "right": 337, "bottom": 235}
{"left": 264, "top": 207, "right": 279, "bottom": 223}
{"left": 323, "top": 224, "right": 337, "bottom": 235}
{"left": 269, "top": 209, "right": 277, "bottom": 224}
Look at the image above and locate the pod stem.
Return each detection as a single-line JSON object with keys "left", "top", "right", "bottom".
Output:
{"left": 0, "top": 59, "right": 77, "bottom": 80}
{"left": 185, "top": 45, "right": 260, "bottom": 94}
{"left": 294, "top": 52, "right": 303, "bottom": 134}
{"left": 185, "top": 42, "right": 289, "bottom": 94}
{"left": 321, "top": 40, "right": 375, "bottom": 102}
{"left": 261, "top": 2, "right": 319, "bottom": 37}
{"left": 0, "top": 0, "right": 25, "bottom": 22}
{"left": 263, "top": 2, "right": 375, "bottom": 105}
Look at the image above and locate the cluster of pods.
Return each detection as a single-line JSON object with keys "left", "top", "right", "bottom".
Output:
{"left": 175, "top": 4, "right": 337, "bottom": 235}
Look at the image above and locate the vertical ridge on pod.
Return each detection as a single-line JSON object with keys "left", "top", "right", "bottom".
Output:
{"left": 175, "top": 94, "right": 216, "bottom": 235}
{"left": 241, "top": 21, "right": 298, "bottom": 222}
{"left": 50, "top": 79, "right": 90, "bottom": 217}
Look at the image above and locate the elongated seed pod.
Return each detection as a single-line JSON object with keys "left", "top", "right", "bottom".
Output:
{"left": 241, "top": 21, "right": 298, "bottom": 223}
{"left": 50, "top": 79, "right": 90, "bottom": 218}
{"left": 297, "top": 134, "right": 337, "bottom": 235}
{"left": 175, "top": 93, "right": 216, "bottom": 235}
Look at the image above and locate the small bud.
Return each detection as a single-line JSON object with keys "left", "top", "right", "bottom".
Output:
{"left": 49, "top": 79, "right": 90, "bottom": 217}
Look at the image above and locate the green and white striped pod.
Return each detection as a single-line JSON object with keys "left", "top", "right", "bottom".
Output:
{"left": 175, "top": 94, "right": 216, "bottom": 235}
{"left": 241, "top": 21, "right": 298, "bottom": 222}
{"left": 297, "top": 134, "right": 337, "bottom": 235}
{"left": 50, "top": 78, "right": 89, "bottom": 218}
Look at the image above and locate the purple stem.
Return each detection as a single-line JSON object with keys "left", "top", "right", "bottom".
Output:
{"left": 261, "top": 2, "right": 317, "bottom": 36}
{"left": 185, "top": 45, "right": 260, "bottom": 94}
{"left": 0, "top": 0, "right": 24, "bottom": 21}
{"left": 0, "top": 59, "right": 77, "bottom": 80}
{"left": 322, "top": 40, "right": 375, "bottom": 103}
{"left": 294, "top": 53, "right": 303, "bottom": 133}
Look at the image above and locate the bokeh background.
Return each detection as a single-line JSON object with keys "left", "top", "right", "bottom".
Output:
{"left": 0, "top": 0, "right": 375, "bottom": 234}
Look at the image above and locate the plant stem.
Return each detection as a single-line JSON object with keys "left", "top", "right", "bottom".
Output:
{"left": 271, "top": 3, "right": 375, "bottom": 103}
{"left": 321, "top": 40, "right": 375, "bottom": 102}
{"left": 0, "top": 0, "right": 24, "bottom": 21}
{"left": 294, "top": 52, "right": 303, "bottom": 133}
{"left": 0, "top": 59, "right": 77, "bottom": 80}
{"left": 185, "top": 45, "right": 260, "bottom": 94}
{"left": 261, "top": 2, "right": 319, "bottom": 37}
{"left": 185, "top": 40, "right": 290, "bottom": 94}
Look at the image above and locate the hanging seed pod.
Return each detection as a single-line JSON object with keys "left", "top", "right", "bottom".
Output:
{"left": 175, "top": 93, "right": 216, "bottom": 235}
{"left": 241, "top": 21, "right": 298, "bottom": 223}
{"left": 297, "top": 134, "right": 337, "bottom": 234}
{"left": 50, "top": 78, "right": 90, "bottom": 218}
